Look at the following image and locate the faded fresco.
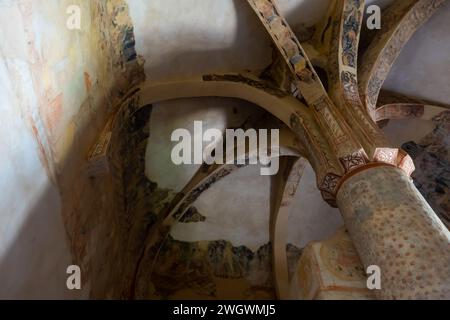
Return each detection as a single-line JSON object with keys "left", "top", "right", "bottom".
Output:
{"left": 402, "top": 111, "right": 450, "bottom": 228}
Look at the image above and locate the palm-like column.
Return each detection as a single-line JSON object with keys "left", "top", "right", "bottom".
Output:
{"left": 245, "top": 0, "right": 450, "bottom": 299}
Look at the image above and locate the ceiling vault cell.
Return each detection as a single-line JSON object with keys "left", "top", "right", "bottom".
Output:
{"left": 358, "top": 0, "right": 446, "bottom": 117}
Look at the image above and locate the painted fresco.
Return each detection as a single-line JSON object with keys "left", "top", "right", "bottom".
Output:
{"left": 148, "top": 236, "right": 302, "bottom": 300}
{"left": 402, "top": 111, "right": 450, "bottom": 228}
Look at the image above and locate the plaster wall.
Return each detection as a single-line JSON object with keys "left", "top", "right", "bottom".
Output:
{"left": 0, "top": 0, "right": 91, "bottom": 299}
{"left": 0, "top": 49, "right": 74, "bottom": 299}
{"left": 0, "top": 0, "right": 142, "bottom": 298}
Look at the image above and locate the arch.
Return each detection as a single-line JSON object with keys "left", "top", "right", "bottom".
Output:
{"left": 133, "top": 134, "right": 306, "bottom": 299}
{"left": 270, "top": 156, "right": 307, "bottom": 299}
{"left": 358, "top": 0, "right": 446, "bottom": 115}
{"left": 132, "top": 75, "right": 342, "bottom": 190}
{"left": 138, "top": 74, "right": 305, "bottom": 127}
{"left": 104, "top": 73, "right": 321, "bottom": 299}
{"left": 375, "top": 104, "right": 448, "bottom": 122}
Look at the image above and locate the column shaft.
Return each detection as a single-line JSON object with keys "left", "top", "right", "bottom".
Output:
{"left": 336, "top": 165, "right": 450, "bottom": 299}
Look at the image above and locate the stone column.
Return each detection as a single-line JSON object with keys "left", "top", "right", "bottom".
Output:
{"left": 336, "top": 165, "right": 450, "bottom": 299}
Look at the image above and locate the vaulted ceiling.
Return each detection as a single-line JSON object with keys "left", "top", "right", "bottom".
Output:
{"left": 128, "top": 0, "right": 450, "bottom": 105}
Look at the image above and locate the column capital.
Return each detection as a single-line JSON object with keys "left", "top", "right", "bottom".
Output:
{"left": 317, "top": 149, "right": 415, "bottom": 207}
